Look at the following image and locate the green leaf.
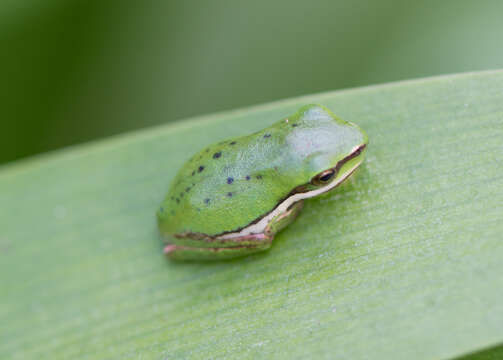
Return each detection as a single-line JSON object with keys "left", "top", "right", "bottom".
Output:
{"left": 1, "top": 70, "right": 502, "bottom": 360}
{"left": 457, "top": 344, "right": 503, "bottom": 360}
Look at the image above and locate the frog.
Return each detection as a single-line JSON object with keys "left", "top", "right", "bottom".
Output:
{"left": 157, "top": 104, "right": 368, "bottom": 260}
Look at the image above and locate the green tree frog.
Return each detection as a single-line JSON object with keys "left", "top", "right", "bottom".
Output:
{"left": 157, "top": 104, "right": 368, "bottom": 260}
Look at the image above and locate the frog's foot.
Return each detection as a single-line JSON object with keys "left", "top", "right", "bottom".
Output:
{"left": 164, "top": 233, "right": 272, "bottom": 261}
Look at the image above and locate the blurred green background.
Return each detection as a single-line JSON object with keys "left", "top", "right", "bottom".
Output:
{"left": 2, "top": 0, "right": 503, "bottom": 165}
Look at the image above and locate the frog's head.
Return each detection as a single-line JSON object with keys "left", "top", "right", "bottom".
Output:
{"left": 285, "top": 104, "right": 368, "bottom": 194}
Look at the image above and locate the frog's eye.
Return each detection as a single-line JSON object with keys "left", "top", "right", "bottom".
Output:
{"left": 312, "top": 169, "right": 336, "bottom": 186}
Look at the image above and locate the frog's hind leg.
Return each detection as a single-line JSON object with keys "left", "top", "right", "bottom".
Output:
{"left": 165, "top": 201, "right": 304, "bottom": 261}
{"left": 164, "top": 233, "right": 272, "bottom": 261}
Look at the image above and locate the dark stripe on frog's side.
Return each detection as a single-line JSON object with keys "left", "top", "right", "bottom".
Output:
{"left": 173, "top": 144, "right": 366, "bottom": 241}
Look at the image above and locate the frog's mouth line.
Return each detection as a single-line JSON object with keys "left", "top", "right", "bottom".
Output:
{"left": 216, "top": 143, "right": 367, "bottom": 240}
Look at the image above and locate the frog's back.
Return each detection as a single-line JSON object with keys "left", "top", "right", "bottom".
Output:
{"left": 157, "top": 104, "right": 365, "bottom": 237}
{"left": 158, "top": 120, "right": 296, "bottom": 237}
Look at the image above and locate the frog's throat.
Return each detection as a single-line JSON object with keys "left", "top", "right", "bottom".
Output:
{"left": 217, "top": 144, "right": 366, "bottom": 240}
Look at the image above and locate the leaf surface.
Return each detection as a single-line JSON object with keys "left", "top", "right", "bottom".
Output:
{"left": 1, "top": 71, "right": 503, "bottom": 359}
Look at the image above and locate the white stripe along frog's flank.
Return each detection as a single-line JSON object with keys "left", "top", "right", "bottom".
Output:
{"left": 157, "top": 104, "right": 368, "bottom": 260}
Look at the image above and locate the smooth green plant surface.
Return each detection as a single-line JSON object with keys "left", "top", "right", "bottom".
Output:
{"left": 457, "top": 344, "right": 503, "bottom": 360}
{"left": 1, "top": 71, "right": 502, "bottom": 359}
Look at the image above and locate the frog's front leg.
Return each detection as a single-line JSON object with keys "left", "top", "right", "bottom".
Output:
{"left": 265, "top": 200, "right": 304, "bottom": 236}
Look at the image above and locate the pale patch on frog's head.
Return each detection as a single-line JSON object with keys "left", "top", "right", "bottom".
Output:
{"left": 285, "top": 104, "right": 368, "bottom": 189}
